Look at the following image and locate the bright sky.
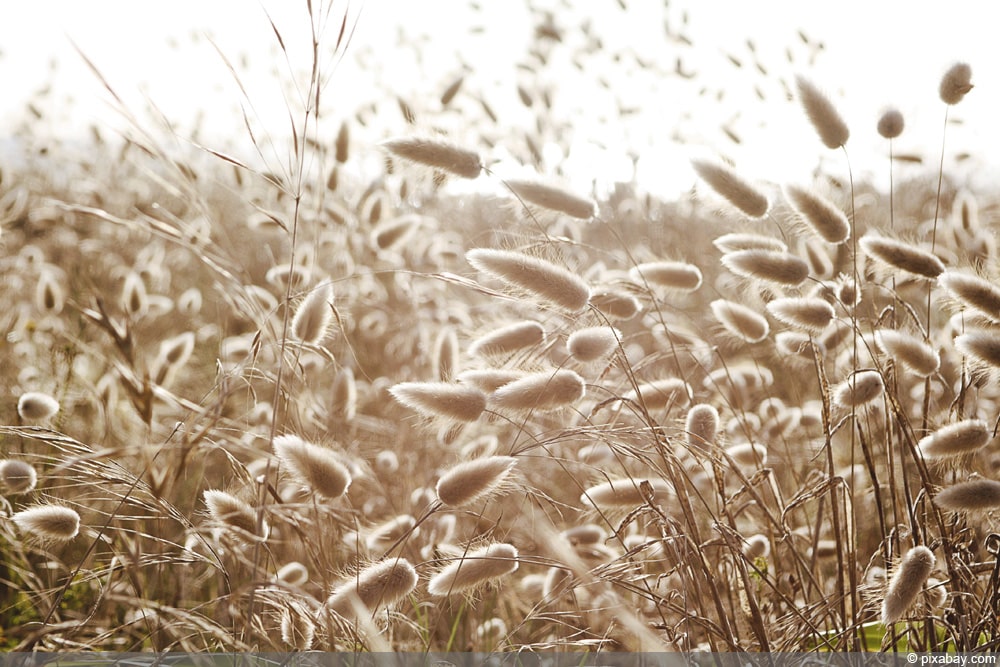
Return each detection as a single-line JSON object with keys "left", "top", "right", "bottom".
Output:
{"left": 1, "top": 1, "right": 996, "bottom": 197}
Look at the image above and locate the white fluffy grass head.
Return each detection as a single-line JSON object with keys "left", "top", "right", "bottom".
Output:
{"left": 859, "top": 234, "right": 945, "bottom": 278}
{"left": 273, "top": 434, "right": 352, "bottom": 500}
{"left": 203, "top": 489, "right": 267, "bottom": 539}
{"left": 955, "top": 330, "right": 1000, "bottom": 369}
{"left": 832, "top": 370, "right": 884, "bottom": 409}
{"left": 389, "top": 382, "right": 487, "bottom": 422}
{"left": 939, "top": 62, "right": 973, "bottom": 105}
{"left": 795, "top": 75, "right": 850, "bottom": 149}
{"left": 504, "top": 178, "right": 596, "bottom": 219}
{"left": 918, "top": 420, "right": 990, "bottom": 459}
{"left": 290, "top": 282, "right": 335, "bottom": 345}
{"left": 874, "top": 330, "right": 940, "bottom": 377}
{"left": 934, "top": 479, "right": 1000, "bottom": 512}
{"left": 566, "top": 326, "right": 620, "bottom": 362}
{"left": 710, "top": 299, "right": 769, "bottom": 343}
{"left": 690, "top": 158, "right": 769, "bottom": 218}
{"left": 783, "top": 184, "right": 850, "bottom": 244}
{"left": 325, "top": 558, "right": 419, "bottom": 618}
{"left": 11, "top": 504, "right": 81, "bottom": 542}
{"left": 427, "top": 543, "right": 519, "bottom": 596}
{"left": 588, "top": 287, "right": 642, "bottom": 320}
{"left": 721, "top": 249, "right": 809, "bottom": 286}
{"left": 17, "top": 391, "right": 59, "bottom": 421}
{"left": 468, "top": 320, "right": 545, "bottom": 358}
{"left": 580, "top": 478, "right": 673, "bottom": 508}
{"left": 380, "top": 137, "right": 482, "bottom": 179}
{"left": 621, "top": 378, "right": 692, "bottom": 413}
{"left": 881, "top": 546, "right": 935, "bottom": 624}
{"left": 466, "top": 248, "right": 590, "bottom": 313}
{"left": 488, "top": 369, "right": 585, "bottom": 412}
{"left": 0, "top": 459, "right": 38, "bottom": 494}
{"left": 435, "top": 456, "right": 517, "bottom": 508}
{"left": 938, "top": 271, "right": 1000, "bottom": 321}
{"left": 685, "top": 403, "right": 719, "bottom": 455}
{"left": 629, "top": 261, "right": 703, "bottom": 291}
{"left": 765, "top": 297, "right": 835, "bottom": 334}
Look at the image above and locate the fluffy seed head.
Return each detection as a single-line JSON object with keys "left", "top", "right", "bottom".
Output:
{"left": 567, "top": 326, "right": 620, "bottom": 362}
{"left": 882, "top": 546, "right": 935, "bottom": 624}
{"left": 432, "top": 326, "right": 460, "bottom": 381}
{"left": 380, "top": 137, "right": 481, "bottom": 178}
{"left": 783, "top": 184, "right": 850, "bottom": 244}
{"left": 743, "top": 534, "right": 771, "bottom": 560}
{"left": 713, "top": 233, "right": 787, "bottom": 254}
{"left": 436, "top": 456, "right": 517, "bottom": 507}
{"left": 721, "top": 249, "right": 810, "bottom": 286}
{"left": 711, "top": 299, "right": 770, "bottom": 343}
{"left": 371, "top": 214, "right": 421, "bottom": 252}
{"left": 690, "top": 158, "right": 769, "bottom": 218}
{"left": 955, "top": 331, "right": 1000, "bottom": 368}
{"left": 276, "top": 562, "right": 310, "bottom": 587}
{"left": 621, "top": 378, "right": 692, "bottom": 412}
{"left": 685, "top": 403, "right": 720, "bottom": 454}
{"left": 939, "top": 62, "right": 973, "bottom": 105}
{"left": 468, "top": 320, "right": 545, "bottom": 358}
{"left": 766, "top": 297, "right": 835, "bottom": 334}
{"left": 860, "top": 234, "right": 945, "bottom": 278}
{"left": 428, "top": 543, "right": 519, "bottom": 596}
{"left": 877, "top": 108, "right": 905, "bottom": 139}
{"left": 918, "top": 420, "right": 990, "bottom": 459}
{"left": 875, "top": 330, "right": 940, "bottom": 377}
{"left": 505, "top": 179, "right": 596, "bottom": 219}
{"left": 629, "top": 261, "right": 703, "bottom": 291}
{"left": 273, "top": 435, "right": 352, "bottom": 500}
{"left": 938, "top": 271, "right": 1000, "bottom": 321}
{"left": 17, "top": 391, "right": 59, "bottom": 421}
{"left": 580, "top": 478, "right": 673, "bottom": 507}
{"left": 290, "top": 283, "right": 334, "bottom": 345}
{"left": 331, "top": 367, "right": 357, "bottom": 421}
{"left": 280, "top": 603, "right": 315, "bottom": 651}
{"left": 466, "top": 248, "right": 590, "bottom": 313}
{"left": 389, "top": 382, "right": 487, "bottom": 422}
{"left": 588, "top": 287, "right": 641, "bottom": 320}
{"left": 489, "top": 369, "right": 585, "bottom": 412}
{"left": 832, "top": 370, "right": 884, "bottom": 408}
{"left": 326, "top": 558, "right": 418, "bottom": 617}
{"left": 0, "top": 459, "right": 38, "bottom": 493}
{"left": 725, "top": 442, "right": 768, "bottom": 468}
{"left": 11, "top": 505, "right": 80, "bottom": 542}
{"left": 795, "top": 75, "right": 849, "bottom": 149}
{"left": 934, "top": 479, "right": 1000, "bottom": 511}
{"left": 203, "top": 489, "right": 265, "bottom": 538}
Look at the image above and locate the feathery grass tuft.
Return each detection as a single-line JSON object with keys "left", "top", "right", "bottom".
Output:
{"left": 721, "top": 249, "right": 810, "bottom": 286}
{"left": 783, "top": 184, "right": 850, "bottom": 244}
{"left": 11, "top": 504, "right": 80, "bottom": 541}
{"left": 389, "top": 382, "right": 487, "bottom": 422}
{"left": 381, "top": 137, "right": 482, "bottom": 178}
{"left": 505, "top": 178, "right": 596, "bottom": 219}
{"left": 436, "top": 456, "right": 517, "bottom": 508}
{"left": 466, "top": 248, "right": 591, "bottom": 313}
{"left": 881, "top": 546, "right": 936, "bottom": 624}
{"left": 690, "top": 158, "right": 769, "bottom": 218}
{"left": 934, "top": 479, "right": 1000, "bottom": 511}
{"left": 795, "top": 75, "right": 849, "bottom": 149}
{"left": 273, "top": 434, "right": 352, "bottom": 499}
{"left": 918, "top": 419, "right": 990, "bottom": 459}
{"left": 427, "top": 543, "right": 519, "bottom": 596}
{"left": 489, "top": 369, "right": 585, "bottom": 412}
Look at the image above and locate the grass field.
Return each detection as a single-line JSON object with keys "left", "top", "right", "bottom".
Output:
{"left": 0, "top": 1, "right": 997, "bottom": 654}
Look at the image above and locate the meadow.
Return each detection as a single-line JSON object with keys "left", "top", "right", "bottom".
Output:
{"left": 0, "top": 1, "right": 997, "bottom": 654}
